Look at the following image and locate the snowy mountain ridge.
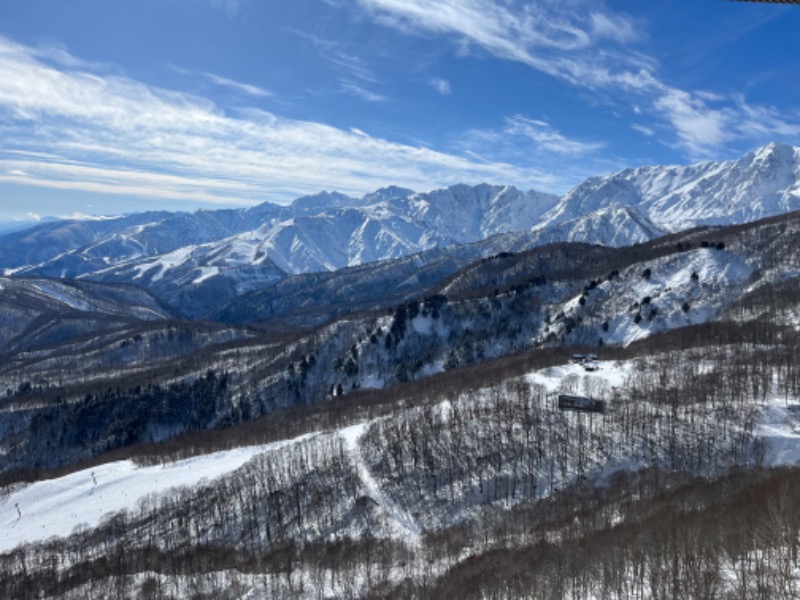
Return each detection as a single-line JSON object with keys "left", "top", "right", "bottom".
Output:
{"left": 0, "top": 143, "right": 798, "bottom": 321}
{"left": 0, "top": 183, "right": 560, "bottom": 279}
{"left": 539, "top": 141, "right": 800, "bottom": 232}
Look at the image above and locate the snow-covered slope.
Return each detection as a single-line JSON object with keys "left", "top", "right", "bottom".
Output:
{"left": 1, "top": 184, "right": 557, "bottom": 279}
{"left": 4, "top": 355, "right": 799, "bottom": 556}
{"left": 0, "top": 276, "right": 177, "bottom": 353}
{"left": 524, "top": 204, "right": 665, "bottom": 248}
{"left": 559, "top": 246, "right": 755, "bottom": 346}
{"left": 0, "top": 441, "right": 292, "bottom": 553}
{"left": 116, "top": 184, "right": 558, "bottom": 279}
{"left": 380, "top": 184, "right": 558, "bottom": 245}
{"left": 541, "top": 141, "right": 800, "bottom": 232}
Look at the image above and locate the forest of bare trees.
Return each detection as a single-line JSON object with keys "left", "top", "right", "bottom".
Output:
{"left": 3, "top": 321, "right": 800, "bottom": 598}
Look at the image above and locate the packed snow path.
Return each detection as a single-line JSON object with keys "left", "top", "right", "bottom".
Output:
{"left": 340, "top": 423, "right": 421, "bottom": 545}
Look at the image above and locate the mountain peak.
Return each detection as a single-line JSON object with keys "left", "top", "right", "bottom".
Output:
{"left": 360, "top": 186, "right": 415, "bottom": 204}
{"left": 541, "top": 142, "right": 800, "bottom": 233}
{"left": 751, "top": 140, "right": 796, "bottom": 164}
{"left": 290, "top": 191, "right": 356, "bottom": 211}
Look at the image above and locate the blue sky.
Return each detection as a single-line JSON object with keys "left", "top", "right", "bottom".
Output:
{"left": 0, "top": 0, "right": 798, "bottom": 221}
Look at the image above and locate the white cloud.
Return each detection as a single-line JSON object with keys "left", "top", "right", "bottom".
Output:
{"left": 350, "top": 0, "right": 800, "bottom": 157}
{"left": 285, "top": 28, "right": 382, "bottom": 84}
{"left": 457, "top": 114, "right": 613, "bottom": 192}
{"left": 589, "top": 12, "right": 638, "bottom": 44}
{"left": 202, "top": 72, "right": 271, "bottom": 97}
{"left": 353, "top": 0, "right": 633, "bottom": 79}
{"left": 733, "top": 97, "right": 800, "bottom": 139}
{"left": 631, "top": 123, "right": 655, "bottom": 137}
{"left": 339, "top": 81, "right": 388, "bottom": 102}
{"left": 428, "top": 77, "right": 452, "bottom": 95}
{"left": 0, "top": 35, "right": 559, "bottom": 204}
{"left": 31, "top": 41, "right": 114, "bottom": 72}
{"left": 60, "top": 212, "right": 120, "bottom": 221}
{"left": 504, "top": 116, "right": 604, "bottom": 155}
{"left": 654, "top": 89, "right": 728, "bottom": 156}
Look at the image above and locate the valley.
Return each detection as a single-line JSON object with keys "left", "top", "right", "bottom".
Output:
{"left": 0, "top": 143, "right": 800, "bottom": 598}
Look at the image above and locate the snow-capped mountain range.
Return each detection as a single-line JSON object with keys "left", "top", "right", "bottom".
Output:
{"left": 542, "top": 141, "right": 800, "bottom": 232}
{"left": 0, "top": 184, "right": 559, "bottom": 276}
{"left": 0, "top": 142, "right": 797, "bottom": 319}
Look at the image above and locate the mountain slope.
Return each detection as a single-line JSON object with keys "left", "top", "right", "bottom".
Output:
{"left": 1, "top": 210, "right": 798, "bottom": 479}
{"left": 0, "top": 277, "right": 177, "bottom": 355}
{"left": 1, "top": 145, "right": 800, "bottom": 599}
{"left": 541, "top": 141, "right": 800, "bottom": 232}
{"left": 3, "top": 342, "right": 799, "bottom": 599}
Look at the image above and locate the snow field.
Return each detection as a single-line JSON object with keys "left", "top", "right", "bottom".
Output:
{"left": 132, "top": 246, "right": 196, "bottom": 282}
{"left": 598, "top": 247, "right": 753, "bottom": 346}
{"left": 0, "top": 436, "right": 314, "bottom": 553}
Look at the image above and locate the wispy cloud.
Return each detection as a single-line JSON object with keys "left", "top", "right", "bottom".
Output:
{"left": 350, "top": 0, "right": 800, "bottom": 158}
{"left": 504, "top": 116, "right": 604, "bottom": 155}
{"left": 631, "top": 123, "right": 655, "bottom": 138}
{"left": 339, "top": 81, "right": 388, "bottom": 102}
{"left": 428, "top": 77, "right": 452, "bottom": 95}
{"left": 0, "top": 34, "right": 561, "bottom": 205}
{"left": 458, "top": 114, "right": 612, "bottom": 191}
{"left": 733, "top": 96, "right": 800, "bottom": 139}
{"left": 202, "top": 72, "right": 271, "bottom": 97}
{"left": 284, "top": 27, "right": 382, "bottom": 84}
{"left": 169, "top": 64, "right": 271, "bottom": 98}
{"left": 589, "top": 12, "right": 638, "bottom": 44}
{"left": 653, "top": 89, "right": 728, "bottom": 156}
{"left": 353, "top": 0, "right": 616, "bottom": 75}
{"left": 30, "top": 40, "right": 115, "bottom": 72}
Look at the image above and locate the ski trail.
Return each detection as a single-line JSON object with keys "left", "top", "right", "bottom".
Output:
{"left": 339, "top": 423, "right": 421, "bottom": 545}
{"left": 0, "top": 435, "right": 316, "bottom": 553}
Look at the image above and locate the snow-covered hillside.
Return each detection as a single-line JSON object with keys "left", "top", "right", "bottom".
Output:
{"left": 524, "top": 204, "right": 665, "bottom": 248}
{"left": 2, "top": 211, "right": 797, "bottom": 478}
{"left": 4, "top": 355, "right": 799, "bottom": 554}
{"left": 0, "top": 276, "right": 176, "bottom": 354}
{"left": 1, "top": 203, "right": 800, "bottom": 597}
{"left": 97, "top": 184, "right": 559, "bottom": 280}
{"left": 0, "top": 184, "right": 559, "bottom": 317}
{"left": 3, "top": 348, "right": 800, "bottom": 600}
{"left": 541, "top": 141, "right": 800, "bottom": 232}
{"left": 0, "top": 440, "right": 303, "bottom": 553}
{"left": 540, "top": 245, "right": 755, "bottom": 347}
